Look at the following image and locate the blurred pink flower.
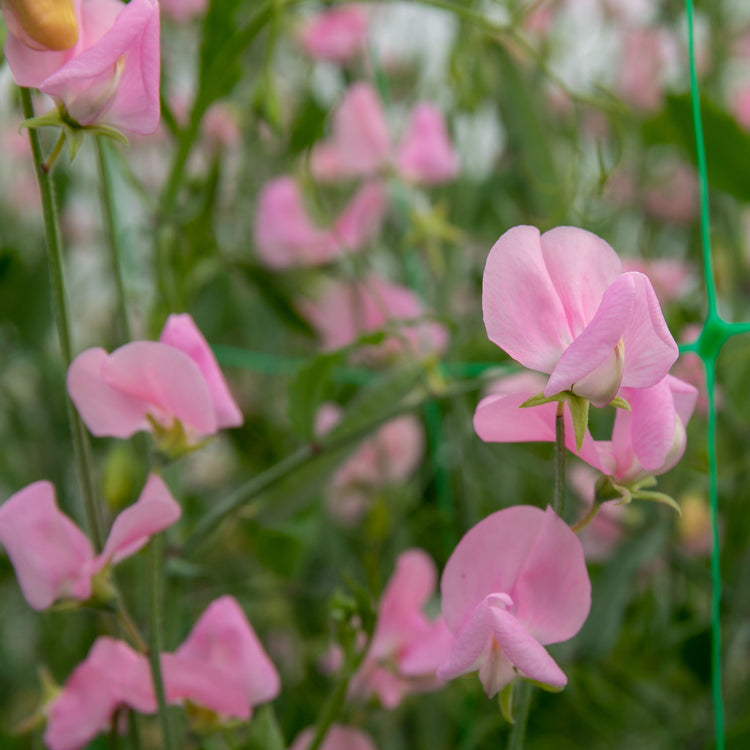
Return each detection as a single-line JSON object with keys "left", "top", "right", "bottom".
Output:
{"left": 299, "top": 274, "right": 448, "bottom": 359}
{"left": 643, "top": 160, "right": 699, "bottom": 224}
{"left": 731, "top": 86, "right": 750, "bottom": 131}
{"left": 351, "top": 549, "right": 453, "bottom": 707}
{"left": 298, "top": 5, "right": 368, "bottom": 63}
{"left": 474, "top": 372, "right": 698, "bottom": 485}
{"left": 68, "top": 313, "right": 243, "bottom": 441}
{"left": 482, "top": 225, "right": 678, "bottom": 407}
{"left": 0, "top": 474, "right": 179, "bottom": 610}
{"left": 44, "top": 637, "right": 155, "bottom": 750}
{"left": 5, "top": 0, "right": 161, "bottom": 134}
{"left": 311, "top": 83, "right": 458, "bottom": 185}
{"left": 254, "top": 177, "right": 386, "bottom": 269}
{"left": 621, "top": 257, "right": 694, "bottom": 306}
{"left": 317, "top": 404, "right": 423, "bottom": 523}
{"left": 202, "top": 102, "right": 241, "bottom": 149}
{"left": 438, "top": 505, "right": 591, "bottom": 696}
{"left": 396, "top": 103, "right": 459, "bottom": 184}
{"left": 159, "top": 0, "right": 206, "bottom": 23}
{"left": 162, "top": 596, "right": 281, "bottom": 719}
{"left": 672, "top": 324, "right": 722, "bottom": 415}
{"left": 290, "top": 725, "right": 378, "bottom": 750}
{"left": 617, "top": 28, "right": 668, "bottom": 112}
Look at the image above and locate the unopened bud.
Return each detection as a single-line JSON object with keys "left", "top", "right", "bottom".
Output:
{"left": 2, "top": 0, "right": 78, "bottom": 51}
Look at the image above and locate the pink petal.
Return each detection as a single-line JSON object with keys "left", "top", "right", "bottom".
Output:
{"left": 437, "top": 599, "right": 492, "bottom": 681}
{"left": 396, "top": 103, "right": 459, "bottom": 184}
{"left": 333, "top": 181, "right": 387, "bottom": 250}
{"left": 159, "top": 313, "right": 243, "bottom": 429}
{"left": 545, "top": 274, "right": 634, "bottom": 404}
{"left": 625, "top": 379, "right": 676, "bottom": 472}
{"left": 298, "top": 6, "right": 369, "bottom": 63}
{"left": 176, "top": 596, "right": 281, "bottom": 706}
{"left": 99, "top": 473, "right": 181, "bottom": 566}
{"left": 489, "top": 607, "right": 567, "bottom": 688}
{"left": 290, "top": 726, "right": 378, "bottom": 750}
{"left": 474, "top": 392, "right": 558, "bottom": 444}
{"left": 399, "top": 617, "right": 454, "bottom": 676}
{"left": 0, "top": 481, "right": 94, "bottom": 610}
{"left": 44, "top": 637, "right": 155, "bottom": 750}
{"left": 667, "top": 374, "right": 699, "bottom": 426}
{"left": 619, "top": 272, "right": 679, "bottom": 388}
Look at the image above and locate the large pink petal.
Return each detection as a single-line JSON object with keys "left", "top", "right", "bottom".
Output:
{"left": 399, "top": 617, "right": 454, "bottom": 676}
{"left": 0, "top": 481, "right": 94, "bottom": 610}
{"left": 667, "top": 374, "right": 699, "bottom": 426}
{"left": 396, "top": 103, "right": 459, "bottom": 184}
{"left": 67, "top": 347, "right": 152, "bottom": 438}
{"left": 626, "top": 379, "right": 677, "bottom": 472}
{"left": 511, "top": 507, "right": 591, "bottom": 644}
{"left": 103, "top": 341, "right": 218, "bottom": 436}
{"left": 159, "top": 313, "right": 243, "bottom": 428}
{"left": 176, "top": 596, "right": 281, "bottom": 706}
{"left": 333, "top": 181, "right": 387, "bottom": 251}
{"left": 436, "top": 600, "right": 492, "bottom": 680}
{"left": 298, "top": 6, "right": 369, "bottom": 62}
{"left": 99, "top": 474, "right": 180, "bottom": 566}
{"left": 619, "top": 272, "right": 678, "bottom": 388}
{"left": 489, "top": 608, "right": 566, "bottom": 688}
{"left": 483, "top": 226, "right": 572, "bottom": 373}
{"left": 474, "top": 392, "right": 558, "bottom": 444}
{"left": 539, "top": 227, "right": 622, "bottom": 337}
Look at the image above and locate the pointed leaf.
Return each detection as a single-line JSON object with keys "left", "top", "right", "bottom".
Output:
{"left": 566, "top": 393, "right": 590, "bottom": 453}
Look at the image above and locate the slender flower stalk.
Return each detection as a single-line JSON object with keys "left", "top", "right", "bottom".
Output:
{"left": 19, "top": 87, "right": 104, "bottom": 549}
{"left": 506, "top": 681, "right": 533, "bottom": 750}
{"left": 554, "top": 401, "right": 566, "bottom": 516}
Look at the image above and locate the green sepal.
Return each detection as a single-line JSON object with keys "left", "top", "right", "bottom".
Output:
{"left": 609, "top": 395, "right": 632, "bottom": 411}
{"left": 147, "top": 414, "right": 210, "bottom": 461}
{"left": 631, "top": 489, "right": 682, "bottom": 515}
{"left": 499, "top": 681, "right": 515, "bottom": 723}
{"left": 87, "top": 124, "right": 129, "bottom": 147}
{"left": 519, "top": 391, "right": 564, "bottom": 409}
{"left": 18, "top": 109, "right": 65, "bottom": 132}
{"left": 523, "top": 677, "right": 565, "bottom": 693}
{"left": 65, "top": 124, "right": 84, "bottom": 162}
{"left": 566, "top": 392, "right": 589, "bottom": 453}
{"left": 13, "top": 667, "right": 60, "bottom": 735}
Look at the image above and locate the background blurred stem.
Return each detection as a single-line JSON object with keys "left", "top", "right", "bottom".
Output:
{"left": 554, "top": 401, "right": 566, "bottom": 516}
{"left": 19, "top": 87, "right": 104, "bottom": 549}
{"left": 506, "top": 681, "right": 533, "bottom": 750}
{"left": 95, "top": 138, "right": 132, "bottom": 343}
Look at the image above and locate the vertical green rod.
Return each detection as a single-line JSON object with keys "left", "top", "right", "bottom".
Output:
{"left": 554, "top": 401, "right": 566, "bottom": 517}
{"left": 19, "top": 88, "right": 104, "bottom": 550}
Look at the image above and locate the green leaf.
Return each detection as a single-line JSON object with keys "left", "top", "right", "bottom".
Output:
{"left": 243, "top": 519, "right": 304, "bottom": 577}
{"left": 566, "top": 393, "right": 590, "bottom": 453}
{"left": 243, "top": 705, "right": 285, "bottom": 750}
{"left": 289, "top": 96, "right": 329, "bottom": 154}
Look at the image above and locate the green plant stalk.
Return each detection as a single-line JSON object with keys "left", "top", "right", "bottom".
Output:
{"left": 506, "top": 681, "right": 533, "bottom": 750}
{"left": 95, "top": 138, "right": 132, "bottom": 343}
{"left": 19, "top": 87, "right": 104, "bottom": 550}
{"left": 147, "top": 535, "right": 176, "bottom": 750}
{"left": 554, "top": 401, "right": 566, "bottom": 517}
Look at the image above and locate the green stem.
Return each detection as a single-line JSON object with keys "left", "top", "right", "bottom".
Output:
{"left": 570, "top": 499, "right": 602, "bottom": 533}
{"left": 554, "top": 401, "right": 566, "bottom": 516}
{"left": 127, "top": 713, "right": 143, "bottom": 750}
{"left": 147, "top": 536, "right": 176, "bottom": 750}
{"left": 19, "top": 87, "right": 103, "bottom": 549}
{"left": 95, "top": 138, "right": 132, "bottom": 343}
{"left": 42, "top": 129, "right": 66, "bottom": 173}
{"left": 506, "top": 681, "right": 533, "bottom": 750}
{"left": 117, "top": 599, "right": 148, "bottom": 653}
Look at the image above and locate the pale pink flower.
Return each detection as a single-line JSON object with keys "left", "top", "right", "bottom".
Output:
{"left": 67, "top": 313, "right": 243, "bottom": 440}
{"left": 396, "top": 103, "right": 459, "bottom": 185}
{"left": 474, "top": 372, "right": 698, "bottom": 486}
{"left": 162, "top": 596, "right": 281, "bottom": 719}
{"left": 317, "top": 404, "right": 423, "bottom": 523}
{"left": 350, "top": 549, "right": 453, "bottom": 707}
{"left": 300, "top": 274, "right": 448, "bottom": 359}
{"left": 298, "top": 5, "right": 369, "bottom": 63}
{"left": 621, "top": 257, "right": 694, "bottom": 306}
{"left": 290, "top": 725, "right": 378, "bottom": 750}
{"left": 482, "top": 225, "right": 678, "bottom": 407}
{"left": 438, "top": 505, "right": 591, "bottom": 696}
{"left": 617, "top": 28, "right": 667, "bottom": 112}
{"left": 44, "top": 637, "right": 155, "bottom": 750}
{"left": 5, "top": 0, "right": 161, "bottom": 134}
{"left": 158, "top": 0, "right": 206, "bottom": 23}
{"left": 0, "top": 474, "right": 179, "bottom": 610}
{"left": 201, "top": 102, "right": 241, "bottom": 149}
{"left": 254, "top": 177, "right": 386, "bottom": 269}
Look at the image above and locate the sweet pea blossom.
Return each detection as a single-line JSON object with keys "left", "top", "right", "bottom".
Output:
{"left": 438, "top": 505, "right": 591, "bottom": 696}
{"left": 253, "top": 177, "right": 386, "bottom": 269}
{"left": 5, "top": 0, "right": 161, "bottom": 134}
{"left": 396, "top": 103, "right": 459, "bottom": 184}
{"left": 474, "top": 372, "right": 698, "bottom": 486}
{"left": 44, "top": 637, "right": 155, "bottom": 750}
{"left": 291, "top": 725, "right": 378, "bottom": 750}
{"left": 298, "top": 5, "right": 369, "bottom": 63}
{"left": 350, "top": 549, "right": 453, "bottom": 707}
{"left": 299, "top": 274, "right": 448, "bottom": 359}
{"left": 162, "top": 596, "right": 281, "bottom": 719}
{"left": 482, "top": 226, "right": 678, "bottom": 407}
{"left": 0, "top": 474, "right": 180, "bottom": 610}
{"left": 67, "top": 313, "right": 243, "bottom": 441}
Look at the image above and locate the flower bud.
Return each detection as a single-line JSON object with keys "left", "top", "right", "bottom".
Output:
{"left": 1, "top": 0, "right": 78, "bottom": 50}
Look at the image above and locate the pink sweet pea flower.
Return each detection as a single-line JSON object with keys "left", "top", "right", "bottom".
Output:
{"left": 396, "top": 103, "right": 459, "bottom": 185}
{"left": 351, "top": 549, "right": 453, "bottom": 707}
{"left": 162, "top": 596, "right": 281, "bottom": 719}
{"left": 159, "top": 0, "right": 206, "bottom": 23}
{"left": 290, "top": 725, "right": 378, "bottom": 750}
{"left": 44, "top": 637, "right": 155, "bottom": 750}
{"left": 253, "top": 178, "right": 386, "bottom": 269}
{"left": 67, "top": 313, "right": 242, "bottom": 441}
{"left": 482, "top": 226, "right": 678, "bottom": 407}
{"left": 438, "top": 505, "right": 591, "bottom": 696}
{"left": 299, "top": 274, "right": 448, "bottom": 359}
{"left": 317, "top": 404, "right": 423, "bottom": 523}
{"left": 298, "top": 5, "right": 369, "bottom": 63}
{"left": 311, "top": 83, "right": 391, "bottom": 182}
{"left": 0, "top": 474, "right": 180, "bottom": 610}
{"left": 474, "top": 373, "right": 698, "bottom": 486}
{"left": 5, "top": 0, "right": 161, "bottom": 135}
